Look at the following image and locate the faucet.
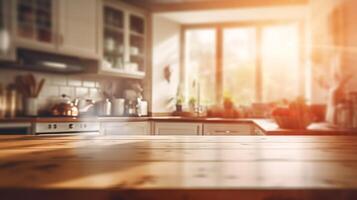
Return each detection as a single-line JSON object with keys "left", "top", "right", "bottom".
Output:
{"left": 194, "top": 81, "right": 203, "bottom": 117}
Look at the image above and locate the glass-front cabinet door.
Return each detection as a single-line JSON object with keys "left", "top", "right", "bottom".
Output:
{"left": 102, "top": 5, "right": 124, "bottom": 69}
{"left": 0, "top": 0, "right": 15, "bottom": 60}
{"left": 100, "top": 1, "right": 147, "bottom": 79}
{"left": 15, "top": 0, "right": 56, "bottom": 49}
{"left": 0, "top": 0, "right": 4, "bottom": 30}
{"left": 129, "top": 14, "right": 145, "bottom": 74}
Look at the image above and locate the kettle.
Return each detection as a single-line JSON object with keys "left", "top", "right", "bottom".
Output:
{"left": 50, "top": 94, "right": 79, "bottom": 117}
{"left": 78, "top": 99, "right": 95, "bottom": 115}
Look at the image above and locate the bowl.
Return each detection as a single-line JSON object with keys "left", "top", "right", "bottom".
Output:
{"left": 273, "top": 114, "right": 313, "bottom": 129}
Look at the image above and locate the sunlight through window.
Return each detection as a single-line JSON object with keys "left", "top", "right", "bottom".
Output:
{"left": 185, "top": 29, "right": 216, "bottom": 105}
{"left": 262, "top": 24, "right": 300, "bottom": 102}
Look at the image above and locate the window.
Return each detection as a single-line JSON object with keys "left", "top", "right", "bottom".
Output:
{"left": 223, "top": 27, "right": 256, "bottom": 106}
{"left": 183, "top": 22, "right": 304, "bottom": 106}
{"left": 262, "top": 24, "right": 300, "bottom": 102}
{"left": 184, "top": 29, "right": 216, "bottom": 105}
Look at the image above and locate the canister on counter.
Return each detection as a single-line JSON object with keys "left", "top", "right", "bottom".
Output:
{"left": 97, "top": 98, "right": 112, "bottom": 116}
{"left": 112, "top": 98, "right": 125, "bottom": 116}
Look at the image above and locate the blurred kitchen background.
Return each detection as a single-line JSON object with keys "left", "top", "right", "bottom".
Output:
{"left": 0, "top": 0, "right": 356, "bottom": 131}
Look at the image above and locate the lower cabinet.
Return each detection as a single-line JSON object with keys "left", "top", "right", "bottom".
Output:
{"left": 153, "top": 122, "right": 202, "bottom": 135}
{"left": 99, "top": 121, "right": 264, "bottom": 136}
{"left": 203, "top": 123, "right": 253, "bottom": 135}
{"left": 100, "top": 121, "right": 150, "bottom": 135}
{"left": 253, "top": 126, "right": 265, "bottom": 135}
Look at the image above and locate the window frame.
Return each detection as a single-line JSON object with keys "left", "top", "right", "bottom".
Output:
{"left": 180, "top": 20, "right": 306, "bottom": 105}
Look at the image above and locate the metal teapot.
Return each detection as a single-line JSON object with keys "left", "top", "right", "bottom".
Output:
{"left": 50, "top": 94, "right": 79, "bottom": 117}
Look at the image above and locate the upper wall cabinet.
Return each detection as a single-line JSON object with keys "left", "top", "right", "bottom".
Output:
{"left": 0, "top": 0, "right": 15, "bottom": 61}
{"left": 58, "top": 0, "right": 99, "bottom": 58}
{"left": 129, "top": 14, "right": 146, "bottom": 75}
{"left": 15, "top": 0, "right": 57, "bottom": 51}
{"left": 99, "top": 0, "right": 148, "bottom": 79}
{"left": 14, "top": 0, "right": 99, "bottom": 59}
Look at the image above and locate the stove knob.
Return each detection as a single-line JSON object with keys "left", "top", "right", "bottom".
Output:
{"left": 48, "top": 124, "right": 52, "bottom": 129}
{"left": 69, "top": 124, "right": 74, "bottom": 129}
{"left": 53, "top": 124, "right": 57, "bottom": 129}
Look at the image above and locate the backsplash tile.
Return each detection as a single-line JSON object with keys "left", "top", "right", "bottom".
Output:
{"left": 0, "top": 69, "right": 123, "bottom": 114}
{"left": 59, "top": 86, "right": 75, "bottom": 97}
{"left": 40, "top": 85, "right": 60, "bottom": 97}
{"left": 89, "top": 88, "right": 101, "bottom": 99}
{"left": 75, "top": 87, "right": 89, "bottom": 98}
{"left": 83, "top": 80, "right": 96, "bottom": 88}
{"left": 67, "top": 78, "right": 82, "bottom": 87}
{"left": 50, "top": 76, "right": 67, "bottom": 86}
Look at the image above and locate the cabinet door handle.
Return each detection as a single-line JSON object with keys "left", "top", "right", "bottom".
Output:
{"left": 214, "top": 130, "right": 240, "bottom": 134}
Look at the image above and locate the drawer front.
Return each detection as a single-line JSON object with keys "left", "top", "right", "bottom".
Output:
{"left": 101, "top": 122, "right": 150, "bottom": 135}
{"left": 203, "top": 123, "right": 253, "bottom": 135}
{"left": 154, "top": 122, "right": 202, "bottom": 135}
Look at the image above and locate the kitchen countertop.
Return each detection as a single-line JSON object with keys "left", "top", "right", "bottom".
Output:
{"left": 0, "top": 116, "right": 270, "bottom": 123}
{"left": 253, "top": 119, "right": 357, "bottom": 135}
{"left": 1, "top": 135, "right": 357, "bottom": 200}
{"left": 0, "top": 116, "right": 356, "bottom": 135}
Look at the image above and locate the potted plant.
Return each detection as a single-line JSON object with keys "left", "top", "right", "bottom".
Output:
{"left": 176, "top": 95, "right": 183, "bottom": 112}
{"left": 188, "top": 97, "right": 196, "bottom": 112}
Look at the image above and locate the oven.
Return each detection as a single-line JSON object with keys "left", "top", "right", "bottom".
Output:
{"left": 33, "top": 122, "right": 100, "bottom": 135}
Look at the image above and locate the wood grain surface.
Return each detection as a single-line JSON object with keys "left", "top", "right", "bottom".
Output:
{"left": 1, "top": 135, "right": 357, "bottom": 200}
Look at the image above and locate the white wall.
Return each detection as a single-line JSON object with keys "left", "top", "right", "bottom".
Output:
{"left": 309, "top": 0, "right": 357, "bottom": 104}
{"left": 343, "top": 0, "right": 357, "bottom": 91}
{"left": 151, "top": 15, "right": 181, "bottom": 114}
{"left": 309, "top": 0, "right": 341, "bottom": 104}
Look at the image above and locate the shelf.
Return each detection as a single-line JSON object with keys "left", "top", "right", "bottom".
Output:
{"left": 130, "top": 54, "right": 145, "bottom": 58}
{"left": 130, "top": 31, "right": 145, "bottom": 38}
{"left": 105, "top": 25, "right": 124, "bottom": 33}
{"left": 99, "top": 67, "right": 145, "bottom": 79}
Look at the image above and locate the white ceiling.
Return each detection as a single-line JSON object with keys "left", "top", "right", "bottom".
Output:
{"left": 156, "top": 5, "right": 308, "bottom": 24}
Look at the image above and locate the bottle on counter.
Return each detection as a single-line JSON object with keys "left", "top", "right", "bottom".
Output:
{"left": 126, "top": 100, "right": 136, "bottom": 116}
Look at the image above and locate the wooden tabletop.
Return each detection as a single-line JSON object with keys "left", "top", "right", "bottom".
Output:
{"left": 1, "top": 135, "right": 357, "bottom": 200}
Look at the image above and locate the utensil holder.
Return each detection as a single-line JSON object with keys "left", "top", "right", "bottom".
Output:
{"left": 25, "top": 97, "right": 38, "bottom": 116}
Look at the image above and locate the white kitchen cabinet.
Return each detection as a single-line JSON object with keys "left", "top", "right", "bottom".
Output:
{"left": 14, "top": 0, "right": 99, "bottom": 58}
{"left": 0, "top": 0, "right": 15, "bottom": 61}
{"left": 98, "top": 0, "right": 148, "bottom": 79}
{"left": 100, "top": 121, "right": 150, "bottom": 135}
{"left": 203, "top": 123, "right": 253, "bottom": 135}
{"left": 58, "top": 0, "right": 99, "bottom": 58}
{"left": 14, "top": 0, "right": 58, "bottom": 51}
{"left": 153, "top": 122, "right": 202, "bottom": 135}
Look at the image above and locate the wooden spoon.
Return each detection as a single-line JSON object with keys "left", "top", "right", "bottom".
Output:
{"left": 35, "top": 79, "right": 45, "bottom": 98}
